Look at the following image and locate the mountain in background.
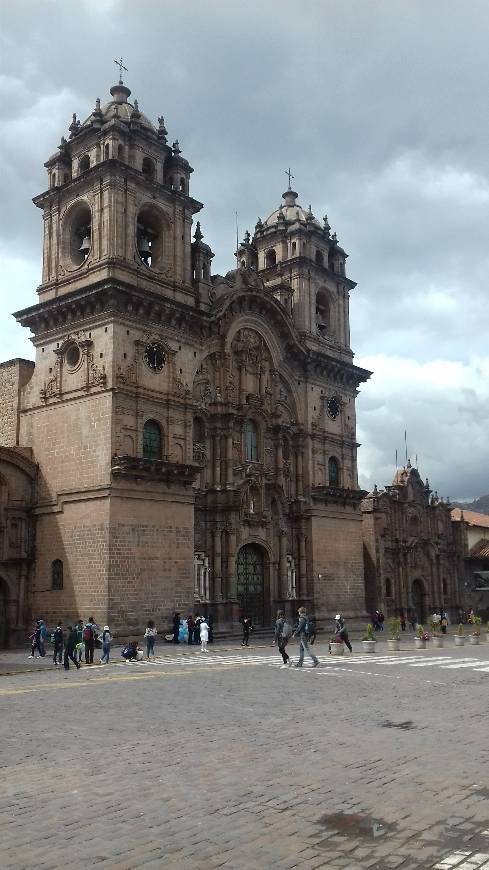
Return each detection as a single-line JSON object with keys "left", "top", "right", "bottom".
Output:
{"left": 451, "top": 494, "right": 489, "bottom": 516}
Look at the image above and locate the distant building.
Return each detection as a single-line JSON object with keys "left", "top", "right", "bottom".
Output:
{"left": 451, "top": 508, "right": 489, "bottom": 616}
{"left": 362, "top": 463, "right": 461, "bottom": 622}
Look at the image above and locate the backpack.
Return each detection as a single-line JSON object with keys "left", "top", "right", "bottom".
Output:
{"left": 281, "top": 620, "right": 293, "bottom": 640}
{"left": 305, "top": 619, "right": 315, "bottom": 639}
{"left": 82, "top": 626, "right": 93, "bottom": 641}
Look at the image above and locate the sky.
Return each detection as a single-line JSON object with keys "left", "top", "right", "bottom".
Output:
{"left": 1, "top": 0, "right": 488, "bottom": 501}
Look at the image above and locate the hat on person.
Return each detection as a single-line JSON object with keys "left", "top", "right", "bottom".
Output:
{"left": 104, "top": 625, "right": 109, "bottom": 631}
{"left": 335, "top": 614, "right": 341, "bottom": 620}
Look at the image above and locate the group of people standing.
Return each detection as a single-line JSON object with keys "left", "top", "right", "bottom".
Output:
{"left": 172, "top": 613, "right": 212, "bottom": 649}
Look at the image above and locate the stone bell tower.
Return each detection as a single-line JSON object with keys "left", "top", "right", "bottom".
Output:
{"left": 14, "top": 75, "right": 213, "bottom": 633}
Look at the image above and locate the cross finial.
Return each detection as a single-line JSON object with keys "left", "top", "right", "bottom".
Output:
{"left": 114, "top": 57, "right": 128, "bottom": 84}
{"left": 285, "top": 167, "right": 294, "bottom": 190}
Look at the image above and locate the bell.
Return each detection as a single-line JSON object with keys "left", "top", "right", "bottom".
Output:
{"left": 138, "top": 234, "right": 152, "bottom": 263}
{"left": 79, "top": 233, "right": 91, "bottom": 257}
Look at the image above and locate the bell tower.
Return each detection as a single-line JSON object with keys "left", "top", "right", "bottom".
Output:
{"left": 14, "top": 77, "right": 214, "bottom": 633}
{"left": 37, "top": 78, "right": 205, "bottom": 306}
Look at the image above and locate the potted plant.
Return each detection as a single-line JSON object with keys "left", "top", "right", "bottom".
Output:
{"left": 329, "top": 632, "right": 345, "bottom": 657}
{"left": 486, "top": 621, "right": 489, "bottom": 643}
{"left": 414, "top": 624, "right": 429, "bottom": 649}
{"left": 454, "top": 623, "right": 465, "bottom": 646}
{"left": 430, "top": 616, "right": 444, "bottom": 649}
{"left": 387, "top": 617, "right": 401, "bottom": 651}
{"left": 469, "top": 615, "right": 481, "bottom": 645}
{"left": 362, "top": 623, "right": 377, "bottom": 653}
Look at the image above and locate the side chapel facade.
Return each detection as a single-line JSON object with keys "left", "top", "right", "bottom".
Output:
{"left": 0, "top": 78, "right": 371, "bottom": 644}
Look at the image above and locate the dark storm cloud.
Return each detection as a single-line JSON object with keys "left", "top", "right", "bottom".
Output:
{"left": 1, "top": 0, "right": 489, "bottom": 499}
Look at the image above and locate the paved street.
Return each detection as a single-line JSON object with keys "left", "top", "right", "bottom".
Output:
{"left": 2, "top": 640, "right": 489, "bottom": 870}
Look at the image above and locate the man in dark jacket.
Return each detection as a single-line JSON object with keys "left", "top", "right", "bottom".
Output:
{"left": 334, "top": 614, "right": 352, "bottom": 653}
{"left": 64, "top": 626, "right": 81, "bottom": 671}
{"left": 293, "top": 607, "right": 319, "bottom": 668}
{"left": 273, "top": 610, "right": 292, "bottom": 667}
{"left": 53, "top": 622, "right": 64, "bottom": 665}
{"left": 172, "top": 613, "right": 180, "bottom": 644}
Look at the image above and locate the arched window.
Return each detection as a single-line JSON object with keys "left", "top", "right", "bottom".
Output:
{"left": 241, "top": 259, "right": 246, "bottom": 268}
{"left": 143, "top": 419, "right": 162, "bottom": 460}
{"left": 117, "top": 143, "right": 124, "bottom": 160}
{"left": 328, "top": 456, "right": 339, "bottom": 487}
{"left": 328, "top": 250, "right": 335, "bottom": 272}
{"left": 104, "top": 143, "right": 110, "bottom": 160}
{"left": 442, "top": 577, "right": 447, "bottom": 596}
{"left": 180, "top": 177, "right": 186, "bottom": 192}
{"left": 79, "top": 154, "right": 90, "bottom": 173}
{"left": 316, "top": 291, "right": 330, "bottom": 337}
{"left": 244, "top": 419, "right": 258, "bottom": 462}
{"left": 315, "top": 250, "right": 324, "bottom": 266}
{"left": 52, "top": 559, "right": 63, "bottom": 590}
{"left": 265, "top": 249, "right": 276, "bottom": 269}
{"left": 142, "top": 157, "right": 155, "bottom": 180}
{"left": 291, "top": 241, "right": 297, "bottom": 256}
{"left": 385, "top": 577, "right": 392, "bottom": 598}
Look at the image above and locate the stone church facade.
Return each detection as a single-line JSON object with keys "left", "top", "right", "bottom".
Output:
{"left": 362, "top": 464, "right": 461, "bottom": 622}
{"left": 0, "top": 77, "right": 371, "bottom": 645}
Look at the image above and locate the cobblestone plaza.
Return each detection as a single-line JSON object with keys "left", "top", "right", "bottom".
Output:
{"left": 2, "top": 640, "right": 489, "bottom": 869}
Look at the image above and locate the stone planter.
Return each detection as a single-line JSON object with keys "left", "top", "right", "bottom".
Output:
{"left": 432, "top": 636, "right": 444, "bottom": 649}
{"left": 414, "top": 637, "right": 426, "bottom": 650}
{"left": 362, "top": 640, "right": 376, "bottom": 653}
{"left": 469, "top": 634, "right": 480, "bottom": 645}
{"left": 387, "top": 638, "right": 400, "bottom": 651}
{"left": 454, "top": 635, "right": 465, "bottom": 646}
{"left": 486, "top": 633, "right": 489, "bottom": 643}
{"left": 330, "top": 642, "right": 344, "bottom": 657}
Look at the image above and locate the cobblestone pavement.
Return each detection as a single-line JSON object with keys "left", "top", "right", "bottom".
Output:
{"left": 2, "top": 641, "right": 489, "bottom": 870}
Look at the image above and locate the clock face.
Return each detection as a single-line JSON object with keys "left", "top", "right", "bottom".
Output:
{"left": 144, "top": 342, "right": 166, "bottom": 372}
{"left": 326, "top": 396, "right": 341, "bottom": 420}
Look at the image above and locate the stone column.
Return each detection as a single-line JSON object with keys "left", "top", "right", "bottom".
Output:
{"left": 225, "top": 431, "right": 234, "bottom": 486}
{"left": 276, "top": 431, "right": 283, "bottom": 487}
{"left": 213, "top": 527, "right": 223, "bottom": 599}
{"left": 238, "top": 364, "right": 245, "bottom": 405}
{"left": 213, "top": 431, "right": 221, "bottom": 487}
{"left": 296, "top": 449, "right": 304, "bottom": 498}
{"left": 227, "top": 527, "right": 237, "bottom": 600}
{"left": 279, "top": 529, "right": 288, "bottom": 598}
{"left": 299, "top": 533, "right": 307, "bottom": 598}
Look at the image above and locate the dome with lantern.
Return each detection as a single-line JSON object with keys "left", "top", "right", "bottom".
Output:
{"left": 264, "top": 189, "right": 322, "bottom": 229}
{"left": 80, "top": 83, "right": 156, "bottom": 133}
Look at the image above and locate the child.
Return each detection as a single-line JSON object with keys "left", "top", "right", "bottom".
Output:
{"left": 100, "top": 625, "right": 111, "bottom": 664}
{"left": 200, "top": 617, "right": 209, "bottom": 653}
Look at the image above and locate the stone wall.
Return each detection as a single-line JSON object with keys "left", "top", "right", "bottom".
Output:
{"left": 309, "top": 507, "right": 366, "bottom": 620}
{"left": 0, "top": 360, "right": 35, "bottom": 447}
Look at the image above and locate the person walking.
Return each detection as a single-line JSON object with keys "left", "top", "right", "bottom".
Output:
{"left": 38, "top": 619, "right": 47, "bottom": 656}
{"left": 334, "top": 614, "right": 352, "bottom": 653}
{"left": 83, "top": 617, "right": 96, "bottom": 664}
{"left": 172, "top": 612, "right": 181, "bottom": 644}
{"left": 28, "top": 620, "right": 44, "bottom": 658}
{"left": 64, "top": 626, "right": 81, "bottom": 671}
{"left": 53, "top": 622, "right": 64, "bottom": 665}
{"left": 187, "top": 615, "right": 195, "bottom": 646}
{"left": 199, "top": 616, "right": 209, "bottom": 653}
{"left": 400, "top": 611, "right": 406, "bottom": 632}
{"left": 100, "top": 625, "right": 111, "bottom": 664}
{"left": 193, "top": 616, "right": 202, "bottom": 646}
{"left": 273, "top": 610, "right": 293, "bottom": 667}
{"left": 241, "top": 617, "right": 253, "bottom": 647}
{"left": 144, "top": 620, "right": 157, "bottom": 660}
{"left": 293, "top": 607, "right": 319, "bottom": 668}
{"left": 408, "top": 611, "right": 417, "bottom": 631}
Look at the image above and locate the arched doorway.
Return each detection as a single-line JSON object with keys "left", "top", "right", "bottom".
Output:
{"left": 237, "top": 545, "right": 266, "bottom": 626}
{"left": 412, "top": 578, "right": 426, "bottom": 623}
{"left": 0, "top": 580, "right": 8, "bottom": 649}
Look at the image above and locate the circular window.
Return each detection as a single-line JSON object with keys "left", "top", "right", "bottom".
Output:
{"left": 144, "top": 342, "right": 166, "bottom": 371}
{"left": 65, "top": 344, "right": 81, "bottom": 370}
{"left": 326, "top": 396, "right": 341, "bottom": 420}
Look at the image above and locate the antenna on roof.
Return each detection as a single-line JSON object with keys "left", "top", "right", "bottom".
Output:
{"left": 395, "top": 449, "right": 398, "bottom": 471}
{"left": 404, "top": 429, "right": 408, "bottom": 466}
{"left": 235, "top": 210, "right": 239, "bottom": 269}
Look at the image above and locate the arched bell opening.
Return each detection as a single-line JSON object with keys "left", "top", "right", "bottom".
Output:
{"left": 136, "top": 204, "right": 166, "bottom": 270}
{"left": 65, "top": 201, "right": 92, "bottom": 268}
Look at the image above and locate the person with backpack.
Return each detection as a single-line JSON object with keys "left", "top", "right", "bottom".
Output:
{"left": 144, "top": 620, "right": 157, "bottom": 660}
{"left": 64, "top": 625, "right": 81, "bottom": 671}
{"left": 83, "top": 617, "right": 96, "bottom": 665}
{"left": 100, "top": 625, "right": 112, "bottom": 664}
{"left": 28, "top": 620, "right": 44, "bottom": 658}
{"left": 293, "top": 607, "right": 319, "bottom": 668}
{"left": 52, "top": 622, "right": 64, "bottom": 665}
{"left": 273, "top": 610, "right": 293, "bottom": 667}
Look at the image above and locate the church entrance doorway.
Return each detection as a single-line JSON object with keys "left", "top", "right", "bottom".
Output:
{"left": 0, "top": 580, "right": 8, "bottom": 649}
{"left": 237, "top": 545, "right": 267, "bottom": 627}
{"left": 412, "top": 578, "right": 426, "bottom": 624}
